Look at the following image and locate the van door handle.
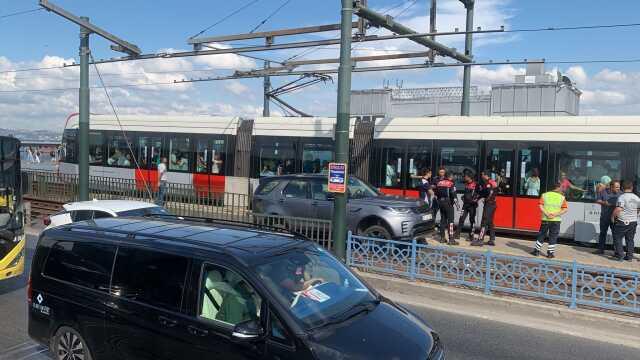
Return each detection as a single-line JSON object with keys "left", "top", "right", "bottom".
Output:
{"left": 158, "top": 315, "right": 178, "bottom": 328}
{"left": 188, "top": 325, "right": 209, "bottom": 337}
{"left": 103, "top": 301, "right": 133, "bottom": 315}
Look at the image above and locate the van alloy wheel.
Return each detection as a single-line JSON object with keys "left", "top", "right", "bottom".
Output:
{"left": 54, "top": 327, "right": 92, "bottom": 360}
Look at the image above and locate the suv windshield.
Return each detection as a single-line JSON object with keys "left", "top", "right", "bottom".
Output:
{"left": 256, "top": 246, "right": 375, "bottom": 330}
{"left": 347, "top": 177, "right": 379, "bottom": 199}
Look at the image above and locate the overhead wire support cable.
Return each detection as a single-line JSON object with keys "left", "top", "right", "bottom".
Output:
{"left": 249, "top": 0, "right": 293, "bottom": 34}
{"left": 189, "top": 0, "right": 262, "bottom": 39}
{"left": 505, "top": 22, "right": 640, "bottom": 33}
{"left": 0, "top": 8, "right": 44, "bottom": 19}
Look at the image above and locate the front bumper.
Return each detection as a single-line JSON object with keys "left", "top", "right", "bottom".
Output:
{"left": 390, "top": 212, "right": 436, "bottom": 240}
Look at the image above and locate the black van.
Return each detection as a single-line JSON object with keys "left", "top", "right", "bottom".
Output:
{"left": 28, "top": 217, "right": 444, "bottom": 360}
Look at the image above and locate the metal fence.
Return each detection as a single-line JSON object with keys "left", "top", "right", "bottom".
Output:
{"left": 21, "top": 170, "right": 333, "bottom": 249}
{"left": 347, "top": 233, "right": 640, "bottom": 314}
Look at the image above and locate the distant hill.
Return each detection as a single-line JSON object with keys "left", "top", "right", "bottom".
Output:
{"left": 0, "top": 128, "right": 61, "bottom": 143}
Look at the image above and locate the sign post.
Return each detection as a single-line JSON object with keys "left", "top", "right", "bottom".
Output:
{"left": 328, "top": 163, "right": 348, "bottom": 194}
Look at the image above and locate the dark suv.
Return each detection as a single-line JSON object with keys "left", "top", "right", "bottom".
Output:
{"left": 252, "top": 174, "right": 435, "bottom": 240}
{"left": 28, "top": 217, "right": 444, "bottom": 360}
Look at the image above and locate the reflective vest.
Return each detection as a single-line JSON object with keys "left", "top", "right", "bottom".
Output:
{"left": 541, "top": 191, "right": 566, "bottom": 222}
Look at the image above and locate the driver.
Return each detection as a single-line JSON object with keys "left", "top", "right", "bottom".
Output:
{"left": 274, "top": 255, "right": 324, "bottom": 303}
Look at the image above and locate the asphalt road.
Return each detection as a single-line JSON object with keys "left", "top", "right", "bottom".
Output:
{"left": 0, "top": 234, "right": 636, "bottom": 360}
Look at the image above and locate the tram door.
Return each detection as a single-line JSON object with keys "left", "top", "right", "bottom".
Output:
{"left": 486, "top": 142, "right": 547, "bottom": 231}
{"left": 375, "top": 140, "right": 432, "bottom": 198}
{"left": 136, "top": 136, "right": 163, "bottom": 192}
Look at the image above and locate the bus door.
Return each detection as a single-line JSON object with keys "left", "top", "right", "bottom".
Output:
{"left": 485, "top": 143, "right": 516, "bottom": 229}
{"left": 515, "top": 143, "right": 547, "bottom": 231}
{"left": 136, "top": 136, "right": 163, "bottom": 192}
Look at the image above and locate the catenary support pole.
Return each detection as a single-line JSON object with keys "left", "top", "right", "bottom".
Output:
{"left": 263, "top": 36, "right": 273, "bottom": 117}
{"left": 461, "top": 0, "right": 474, "bottom": 116}
{"left": 78, "top": 18, "right": 91, "bottom": 201}
{"left": 332, "top": 0, "right": 353, "bottom": 260}
{"left": 429, "top": 0, "right": 437, "bottom": 62}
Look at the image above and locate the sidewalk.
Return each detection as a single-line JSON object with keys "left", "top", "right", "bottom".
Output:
{"left": 422, "top": 233, "right": 640, "bottom": 272}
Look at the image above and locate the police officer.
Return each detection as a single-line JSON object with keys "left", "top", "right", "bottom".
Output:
{"left": 531, "top": 181, "right": 568, "bottom": 259}
{"left": 435, "top": 171, "right": 459, "bottom": 245}
{"left": 472, "top": 170, "right": 497, "bottom": 247}
{"left": 431, "top": 167, "right": 447, "bottom": 226}
{"left": 455, "top": 172, "right": 478, "bottom": 241}
{"left": 611, "top": 180, "right": 640, "bottom": 262}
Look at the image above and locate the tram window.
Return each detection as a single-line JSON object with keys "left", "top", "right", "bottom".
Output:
{"left": 62, "top": 130, "right": 77, "bottom": 163}
{"left": 258, "top": 141, "right": 295, "bottom": 177}
{"left": 106, "top": 135, "right": 133, "bottom": 168}
{"left": 556, "top": 149, "right": 622, "bottom": 201}
{"left": 379, "top": 145, "right": 403, "bottom": 188}
{"left": 211, "top": 139, "right": 225, "bottom": 175}
{"left": 169, "top": 136, "right": 192, "bottom": 172}
{"left": 302, "top": 143, "right": 333, "bottom": 174}
{"left": 486, "top": 148, "right": 514, "bottom": 195}
{"left": 439, "top": 142, "right": 479, "bottom": 189}
{"left": 196, "top": 139, "right": 208, "bottom": 174}
{"left": 89, "top": 132, "right": 104, "bottom": 165}
{"left": 519, "top": 148, "right": 545, "bottom": 197}
{"left": 138, "top": 136, "right": 162, "bottom": 170}
{"left": 407, "top": 144, "right": 432, "bottom": 189}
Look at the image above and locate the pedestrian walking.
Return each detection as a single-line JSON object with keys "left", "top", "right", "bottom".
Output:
{"left": 434, "top": 171, "right": 459, "bottom": 245}
{"left": 472, "top": 170, "right": 497, "bottom": 247}
{"left": 156, "top": 157, "right": 168, "bottom": 207}
{"left": 611, "top": 180, "right": 639, "bottom": 262}
{"left": 596, "top": 180, "right": 620, "bottom": 255}
{"left": 531, "top": 181, "right": 569, "bottom": 259}
{"left": 455, "top": 173, "right": 478, "bottom": 241}
{"left": 26, "top": 146, "right": 34, "bottom": 163}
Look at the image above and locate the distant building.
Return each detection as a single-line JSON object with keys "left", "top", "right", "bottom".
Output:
{"left": 350, "top": 62, "right": 582, "bottom": 117}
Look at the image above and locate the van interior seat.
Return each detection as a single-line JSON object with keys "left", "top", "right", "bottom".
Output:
{"left": 201, "top": 270, "right": 224, "bottom": 321}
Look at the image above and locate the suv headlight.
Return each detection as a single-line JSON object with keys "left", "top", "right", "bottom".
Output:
{"left": 381, "top": 206, "right": 413, "bottom": 214}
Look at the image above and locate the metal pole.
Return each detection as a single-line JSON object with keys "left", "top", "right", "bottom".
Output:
{"left": 78, "top": 18, "right": 90, "bottom": 201}
{"left": 461, "top": 1, "right": 474, "bottom": 116}
{"left": 429, "top": 0, "right": 437, "bottom": 63}
{"left": 332, "top": 0, "right": 353, "bottom": 260}
{"left": 263, "top": 36, "right": 273, "bottom": 117}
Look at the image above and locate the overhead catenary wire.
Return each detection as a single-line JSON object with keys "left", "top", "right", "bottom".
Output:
{"left": 249, "top": 0, "right": 293, "bottom": 34}
{"left": 189, "top": 0, "right": 262, "bottom": 39}
{"left": 0, "top": 8, "right": 44, "bottom": 19}
{"left": 90, "top": 53, "right": 154, "bottom": 201}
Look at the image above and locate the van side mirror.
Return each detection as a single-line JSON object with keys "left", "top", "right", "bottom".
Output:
{"left": 232, "top": 320, "right": 265, "bottom": 342}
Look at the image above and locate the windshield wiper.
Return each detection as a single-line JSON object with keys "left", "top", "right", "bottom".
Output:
{"left": 308, "top": 298, "right": 379, "bottom": 332}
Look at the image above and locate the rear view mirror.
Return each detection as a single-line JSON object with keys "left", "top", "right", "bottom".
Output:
{"left": 232, "top": 320, "right": 265, "bottom": 342}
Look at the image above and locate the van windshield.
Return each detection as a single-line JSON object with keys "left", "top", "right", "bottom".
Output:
{"left": 256, "top": 246, "right": 375, "bottom": 330}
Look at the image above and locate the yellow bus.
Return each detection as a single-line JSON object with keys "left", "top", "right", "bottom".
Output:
{"left": 0, "top": 136, "right": 25, "bottom": 281}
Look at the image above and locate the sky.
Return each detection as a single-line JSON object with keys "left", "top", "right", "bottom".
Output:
{"left": 2, "top": 0, "right": 640, "bottom": 130}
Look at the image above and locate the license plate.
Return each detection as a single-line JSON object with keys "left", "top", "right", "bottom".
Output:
{"left": 422, "top": 214, "right": 433, "bottom": 221}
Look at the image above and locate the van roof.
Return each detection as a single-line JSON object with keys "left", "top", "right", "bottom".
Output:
{"left": 48, "top": 217, "right": 311, "bottom": 265}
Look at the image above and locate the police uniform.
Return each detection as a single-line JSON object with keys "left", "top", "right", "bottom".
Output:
{"left": 533, "top": 190, "right": 568, "bottom": 258}
{"left": 435, "top": 177, "right": 458, "bottom": 245}
{"left": 473, "top": 179, "right": 498, "bottom": 246}
{"left": 612, "top": 191, "right": 640, "bottom": 261}
{"left": 455, "top": 180, "right": 478, "bottom": 240}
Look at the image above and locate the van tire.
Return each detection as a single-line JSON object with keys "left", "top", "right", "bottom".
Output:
{"left": 361, "top": 225, "right": 392, "bottom": 240}
{"left": 52, "top": 326, "right": 93, "bottom": 360}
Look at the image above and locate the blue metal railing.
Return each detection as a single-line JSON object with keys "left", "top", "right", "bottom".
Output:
{"left": 347, "top": 232, "right": 640, "bottom": 314}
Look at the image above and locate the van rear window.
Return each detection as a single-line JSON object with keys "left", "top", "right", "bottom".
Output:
{"left": 43, "top": 241, "right": 116, "bottom": 292}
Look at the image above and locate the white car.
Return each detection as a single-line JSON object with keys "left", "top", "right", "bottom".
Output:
{"left": 44, "top": 200, "right": 169, "bottom": 230}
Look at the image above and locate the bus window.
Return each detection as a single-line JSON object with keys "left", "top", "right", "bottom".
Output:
{"left": 258, "top": 140, "right": 295, "bottom": 177}
{"left": 302, "top": 143, "right": 333, "bottom": 174}
{"left": 89, "top": 132, "right": 104, "bottom": 165}
{"left": 407, "top": 143, "right": 432, "bottom": 190}
{"left": 556, "top": 149, "right": 622, "bottom": 201}
{"left": 486, "top": 148, "right": 514, "bottom": 195}
{"left": 518, "top": 147, "right": 545, "bottom": 197}
{"left": 438, "top": 142, "right": 479, "bottom": 189}
{"left": 169, "top": 136, "right": 192, "bottom": 172}
{"left": 106, "top": 135, "right": 134, "bottom": 168}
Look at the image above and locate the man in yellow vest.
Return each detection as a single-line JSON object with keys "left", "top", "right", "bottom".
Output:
{"left": 531, "top": 181, "right": 569, "bottom": 258}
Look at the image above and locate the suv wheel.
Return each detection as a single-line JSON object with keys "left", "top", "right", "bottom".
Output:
{"left": 361, "top": 225, "right": 392, "bottom": 240}
{"left": 53, "top": 326, "right": 93, "bottom": 360}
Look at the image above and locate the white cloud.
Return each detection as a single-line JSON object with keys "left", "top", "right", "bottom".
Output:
{"left": 566, "top": 66, "right": 588, "bottom": 86}
{"left": 581, "top": 90, "right": 627, "bottom": 106}
{"left": 594, "top": 69, "right": 627, "bottom": 83}
{"left": 225, "top": 81, "right": 250, "bottom": 96}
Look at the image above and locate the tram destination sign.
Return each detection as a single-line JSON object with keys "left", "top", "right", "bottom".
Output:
{"left": 328, "top": 162, "right": 347, "bottom": 193}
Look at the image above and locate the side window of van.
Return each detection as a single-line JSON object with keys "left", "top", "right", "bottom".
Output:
{"left": 199, "top": 265, "right": 262, "bottom": 326}
{"left": 111, "top": 247, "right": 189, "bottom": 312}
{"left": 43, "top": 241, "right": 116, "bottom": 292}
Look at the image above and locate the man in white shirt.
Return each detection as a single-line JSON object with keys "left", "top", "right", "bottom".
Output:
{"left": 156, "top": 157, "right": 168, "bottom": 206}
{"left": 611, "top": 180, "right": 640, "bottom": 261}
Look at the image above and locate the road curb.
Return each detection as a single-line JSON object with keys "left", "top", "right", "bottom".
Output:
{"left": 356, "top": 270, "right": 640, "bottom": 350}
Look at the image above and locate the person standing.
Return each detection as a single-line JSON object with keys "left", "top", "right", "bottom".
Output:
{"left": 596, "top": 180, "right": 620, "bottom": 255}
{"left": 434, "top": 171, "right": 459, "bottom": 245}
{"left": 472, "top": 170, "right": 498, "bottom": 247}
{"left": 611, "top": 180, "right": 639, "bottom": 262}
{"left": 455, "top": 173, "right": 478, "bottom": 241}
{"left": 156, "top": 157, "right": 168, "bottom": 207}
{"left": 524, "top": 168, "right": 541, "bottom": 196}
{"left": 531, "top": 181, "right": 569, "bottom": 258}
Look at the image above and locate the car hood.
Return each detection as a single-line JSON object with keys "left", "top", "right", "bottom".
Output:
{"left": 306, "top": 298, "right": 435, "bottom": 360}
{"left": 349, "top": 195, "right": 425, "bottom": 208}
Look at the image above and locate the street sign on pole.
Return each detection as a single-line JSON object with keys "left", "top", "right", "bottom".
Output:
{"left": 328, "top": 163, "right": 347, "bottom": 193}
